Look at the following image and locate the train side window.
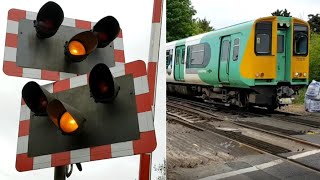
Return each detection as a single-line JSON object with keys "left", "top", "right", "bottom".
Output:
{"left": 255, "top": 21, "right": 272, "bottom": 55}
{"left": 186, "top": 43, "right": 211, "bottom": 71}
{"left": 233, "top": 38, "right": 240, "bottom": 61}
{"left": 175, "top": 48, "right": 180, "bottom": 65}
{"left": 277, "top": 35, "right": 284, "bottom": 53}
{"left": 190, "top": 44, "right": 205, "bottom": 65}
{"left": 181, "top": 48, "right": 185, "bottom": 64}
{"left": 166, "top": 49, "right": 173, "bottom": 68}
{"left": 221, "top": 40, "right": 230, "bottom": 62}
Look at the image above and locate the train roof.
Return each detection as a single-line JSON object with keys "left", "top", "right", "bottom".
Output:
{"left": 167, "top": 19, "right": 254, "bottom": 46}
{"left": 166, "top": 16, "right": 305, "bottom": 47}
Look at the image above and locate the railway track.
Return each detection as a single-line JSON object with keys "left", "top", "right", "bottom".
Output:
{"left": 168, "top": 96, "right": 320, "bottom": 127}
{"left": 167, "top": 96, "right": 320, "bottom": 173}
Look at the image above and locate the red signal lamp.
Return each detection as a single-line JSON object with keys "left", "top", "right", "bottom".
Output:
{"left": 22, "top": 81, "right": 54, "bottom": 116}
{"left": 89, "top": 63, "right": 120, "bottom": 103}
{"left": 34, "top": 1, "right": 64, "bottom": 39}
{"left": 93, "top": 16, "right": 120, "bottom": 48}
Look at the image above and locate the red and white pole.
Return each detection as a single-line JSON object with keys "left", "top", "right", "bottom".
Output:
{"left": 139, "top": 153, "right": 152, "bottom": 180}
{"left": 148, "top": 0, "right": 163, "bottom": 108}
{"left": 139, "top": 0, "right": 163, "bottom": 179}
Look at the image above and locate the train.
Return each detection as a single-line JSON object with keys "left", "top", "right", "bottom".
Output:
{"left": 166, "top": 16, "right": 310, "bottom": 111}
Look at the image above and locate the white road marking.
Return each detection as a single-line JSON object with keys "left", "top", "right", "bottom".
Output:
{"left": 288, "top": 149, "right": 320, "bottom": 160}
{"left": 198, "top": 150, "right": 320, "bottom": 180}
{"left": 199, "top": 159, "right": 283, "bottom": 180}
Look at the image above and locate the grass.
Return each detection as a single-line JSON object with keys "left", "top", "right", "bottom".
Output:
{"left": 309, "top": 33, "right": 320, "bottom": 81}
{"left": 291, "top": 33, "right": 320, "bottom": 105}
{"left": 293, "top": 87, "right": 307, "bottom": 104}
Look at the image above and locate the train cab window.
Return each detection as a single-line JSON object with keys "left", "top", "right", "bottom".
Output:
{"left": 256, "top": 34, "right": 270, "bottom": 53}
{"left": 186, "top": 43, "right": 211, "bottom": 72}
{"left": 295, "top": 35, "right": 307, "bottom": 54}
{"left": 255, "top": 22, "right": 272, "bottom": 55}
{"left": 293, "top": 24, "right": 308, "bottom": 56}
{"left": 233, "top": 38, "right": 240, "bottom": 61}
{"left": 166, "top": 49, "right": 173, "bottom": 68}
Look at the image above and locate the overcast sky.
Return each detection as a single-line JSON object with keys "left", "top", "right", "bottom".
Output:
{"left": 0, "top": 0, "right": 165, "bottom": 179}
{"left": 192, "top": 0, "right": 320, "bottom": 29}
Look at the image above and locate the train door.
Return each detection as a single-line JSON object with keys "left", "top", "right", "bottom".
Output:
{"left": 174, "top": 45, "right": 185, "bottom": 81}
{"left": 166, "top": 49, "right": 173, "bottom": 76}
{"left": 276, "top": 30, "right": 286, "bottom": 81}
{"left": 219, "top": 36, "right": 231, "bottom": 83}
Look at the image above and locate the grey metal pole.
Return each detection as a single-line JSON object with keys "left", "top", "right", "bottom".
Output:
{"left": 54, "top": 166, "right": 66, "bottom": 180}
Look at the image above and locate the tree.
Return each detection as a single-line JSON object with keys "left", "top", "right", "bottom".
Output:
{"left": 271, "top": 9, "right": 291, "bottom": 17}
{"left": 167, "top": 0, "right": 214, "bottom": 42}
{"left": 308, "top": 14, "right": 320, "bottom": 33}
{"left": 167, "top": 0, "right": 197, "bottom": 42}
{"left": 194, "top": 18, "right": 214, "bottom": 34}
{"left": 272, "top": 9, "right": 282, "bottom": 16}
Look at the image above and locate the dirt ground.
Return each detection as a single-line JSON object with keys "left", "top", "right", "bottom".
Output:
{"left": 167, "top": 120, "right": 260, "bottom": 180}
{"left": 279, "top": 104, "right": 311, "bottom": 115}
{"left": 167, "top": 102, "right": 320, "bottom": 179}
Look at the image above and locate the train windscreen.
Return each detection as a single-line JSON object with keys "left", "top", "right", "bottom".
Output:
{"left": 293, "top": 24, "right": 308, "bottom": 56}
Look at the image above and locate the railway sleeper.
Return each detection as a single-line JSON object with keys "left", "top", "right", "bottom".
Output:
{"left": 195, "top": 122, "right": 291, "bottom": 154}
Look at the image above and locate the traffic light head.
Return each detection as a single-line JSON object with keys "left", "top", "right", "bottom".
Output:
{"left": 34, "top": 1, "right": 64, "bottom": 39}
{"left": 47, "top": 99, "right": 86, "bottom": 135}
{"left": 93, "top": 16, "right": 120, "bottom": 48}
{"left": 89, "top": 63, "right": 120, "bottom": 103}
{"left": 22, "top": 81, "right": 53, "bottom": 116}
{"left": 22, "top": 81, "right": 86, "bottom": 135}
{"left": 16, "top": 61, "right": 156, "bottom": 172}
{"left": 64, "top": 31, "right": 98, "bottom": 62}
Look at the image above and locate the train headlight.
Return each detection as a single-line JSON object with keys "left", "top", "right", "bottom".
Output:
{"left": 303, "top": 72, "right": 307, "bottom": 77}
{"left": 255, "top": 72, "right": 264, "bottom": 78}
{"left": 294, "top": 72, "right": 299, "bottom": 77}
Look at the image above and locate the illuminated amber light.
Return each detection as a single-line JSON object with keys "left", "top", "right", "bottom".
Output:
{"left": 68, "top": 41, "right": 86, "bottom": 55}
{"left": 60, "top": 112, "right": 79, "bottom": 133}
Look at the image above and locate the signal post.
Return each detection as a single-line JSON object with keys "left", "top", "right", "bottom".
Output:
{"left": 3, "top": 1, "right": 158, "bottom": 179}
{"left": 139, "top": 0, "right": 164, "bottom": 179}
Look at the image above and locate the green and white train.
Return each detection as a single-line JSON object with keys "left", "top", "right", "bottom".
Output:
{"left": 166, "top": 16, "right": 310, "bottom": 110}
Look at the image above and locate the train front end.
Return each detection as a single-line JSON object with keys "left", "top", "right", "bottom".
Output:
{"left": 241, "top": 16, "right": 309, "bottom": 109}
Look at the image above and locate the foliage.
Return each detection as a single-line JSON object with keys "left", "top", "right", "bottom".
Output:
{"left": 309, "top": 32, "right": 320, "bottom": 82}
{"left": 167, "top": 0, "right": 197, "bottom": 42}
{"left": 193, "top": 18, "right": 214, "bottom": 34}
{"left": 153, "top": 160, "right": 166, "bottom": 180}
{"left": 271, "top": 9, "right": 291, "bottom": 17}
{"left": 294, "top": 87, "right": 306, "bottom": 104}
{"left": 167, "top": 0, "right": 213, "bottom": 42}
{"left": 308, "top": 14, "right": 320, "bottom": 33}
{"left": 295, "top": 34, "right": 320, "bottom": 103}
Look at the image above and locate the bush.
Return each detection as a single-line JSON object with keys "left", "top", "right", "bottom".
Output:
{"left": 293, "top": 87, "right": 307, "bottom": 104}
{"left": 309, "top": 33, "right": 320, "bottom": 82}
